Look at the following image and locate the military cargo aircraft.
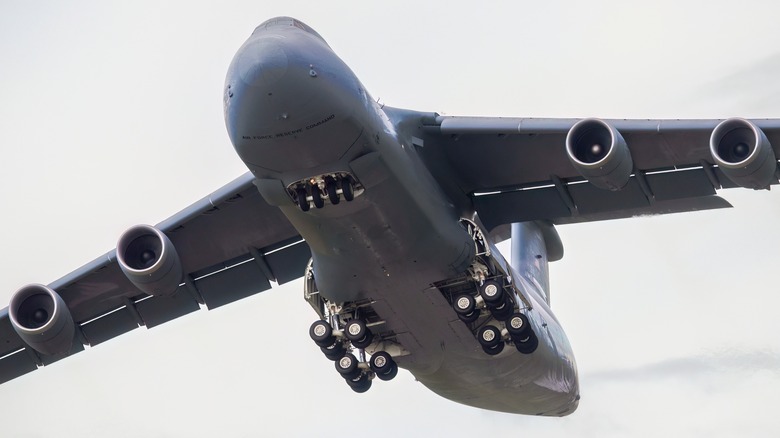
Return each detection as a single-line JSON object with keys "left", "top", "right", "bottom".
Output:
{"left": 1, "top": 16, "right": 778, "bottom": 416}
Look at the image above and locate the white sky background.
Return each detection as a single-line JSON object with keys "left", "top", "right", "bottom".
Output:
{"left": 0, "top": 1, "right": 779, "bottom": 436}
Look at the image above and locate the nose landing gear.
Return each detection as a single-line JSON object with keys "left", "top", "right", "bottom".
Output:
{"left": 290, "top": 172, "right": 361, "bottom": 212}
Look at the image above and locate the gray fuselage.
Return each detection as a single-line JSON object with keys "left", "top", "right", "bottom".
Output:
{"left": 223, "top": 17, "right": 579, "bottom": 416}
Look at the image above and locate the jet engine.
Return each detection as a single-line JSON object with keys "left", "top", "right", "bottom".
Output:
{"left": 9, "top": 284, "right": 75, "bottom": 355}
{"left": 117, "top": 225, "right": 183, "bottom": 296}
{"left": 710, "top": 118, "right": 777, "bottom": 189}
{"left": 565, "top": 118, "right": 633, "bottom": 191}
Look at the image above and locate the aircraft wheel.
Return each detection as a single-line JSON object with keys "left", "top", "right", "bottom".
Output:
{"left": 325, "top": 178, "right": 340, "bottom": 205}
{"left": 477, "top": 325, "right": 503, "bottom": 351}
{"left": 515, "top": 332, "right": 539, "bottom": 354}
{"left": 489, "top": 296, "right": 514, "bottom": 321}
{"left": 309, "top": 320, "right": 334, "bottom": 347}
{"left": 345, "top": 319, "right": 373, "bottom": 348}
{"left": 458, "top": 310, "right": 479, "bottom": 324}
{"left": 341, "top": 178, "right": 355, "bottom": 201}
{"left": 376, "top": 363, "right": 398, "bottom": 381}
{"left": 453, "top": 294, "right": 476, "bottom": 316}
{"left": 506, "top": 313, "right": 531, "bottom": 340}
{"left": 346, "top": 373, "right": 372, "bottom": 393}
{"left": 369, "top": 351, "right": 396, "bottom": 375}
{"left": 479, "top": 280, "right": 504, "bottom": 305}
{"left": 482, "top": 342, "right": 505, "bottom": 356}
{"left": 335, "top": 353, "right": 361, "bottom": 379}
{"left": 296, "top": 187, "right": 310, "bottom": 212}
{"left": 320, "top": 341, "right": 345, "bottom": 361}
{"left": 311, "top": 184, "right": 325, "bottom": 209}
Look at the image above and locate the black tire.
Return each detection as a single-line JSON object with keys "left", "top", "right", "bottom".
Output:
{"left": 311, "top": 184, "right": 325, "bottom": 209}
{"left": 482, "top": 342, "right": 505, "bottom": 356}
{"left": 346, "top": 373, "right": 372, "bottom": 393}
{"left": 341, "top": 177, "right": 354, "bottom": 201}
{"left": 369, "top": 351, "right": 396, "bottom": 375}
{"left": 376, "top": 363, "right": 398, "bottom": 381}
{"left": 515, "top": 332, "right": 539, "bottom": 354}
{"left": 335, "top": 353, "right": 360, "bottom": 379}
{"left": 351, "top": 335, "right": 373, "bottom": 349}
{"left": 489, "top": 296, "right": 514, "bottom": 321}
{"left": 345, "top": 320, "right": 373, "bottom": 348}
{"left": 296, "top": 187, "right": 310, "bottom": 212}
{"left": 326, "top": 178, "right": 340, "bottom": 205}
{"left": 320, "top": 341, "right": 345, "bottom": 361}
{"left": 309, "top": 320, "right": 334, "bottom": 347}
{"left": 457, "top": 310, "right": 479, "bottom": 324}
{"left": 476, "top": 325, "right": 502, "bottom": 349}
{"left": 506, "top": 313, "right": 531, "bottom": 339}
{"left": 453, "top": 294, "right": 476, "bottom": 316}
{"left": 479, "top": 280, "right": 504, "bottom": 305}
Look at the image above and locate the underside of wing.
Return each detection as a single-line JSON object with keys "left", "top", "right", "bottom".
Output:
{"left": 0, "top": 172, "right": 309, "bottom": 384}
{"left": 390, "top": 108, "right": 780, "bottom": 229}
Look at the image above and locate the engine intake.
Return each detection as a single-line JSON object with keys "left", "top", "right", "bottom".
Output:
{"left": 565, "top": 118, "right": 633, "bottom": 191}
{"left": 9, "top": 284, "right": 75, "bottom": 355}
{"left": 710, "top": 118, "right": 777, "bottom": 189}
{"left": 117, "top": 225, "right": 183, "bottom": 296}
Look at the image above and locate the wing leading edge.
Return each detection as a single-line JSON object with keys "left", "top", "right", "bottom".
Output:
{"left": 0, "top": 172, "right": 310, "bottom": 384}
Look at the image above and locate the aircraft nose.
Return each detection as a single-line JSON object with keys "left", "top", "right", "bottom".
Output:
{"left": 224, "top": 21, "right": 364, "bottom": 176}
{"left": 234, "top": 36, "right": 289, "bottom": 91}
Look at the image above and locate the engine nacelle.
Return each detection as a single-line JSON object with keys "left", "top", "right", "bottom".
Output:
{"left": 565, "top": 118, "right": 633, "bottom": 191}
{"left": 710, "top": 118, "right": 777, "bottom": 189}
{"left": 117, "top": 225, "right": 183, "bottom": 296}
{"left": 9, "top": 284, "right": 75, "bottom": 355}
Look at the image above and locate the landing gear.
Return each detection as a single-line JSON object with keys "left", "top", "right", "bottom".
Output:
{"left": 320, "top": 340, "right": 346, "bottom": 361}
{"left": 341, "top": 177, "right": 354, "bottom": 201}
{"left": 325, "top": 177, "right": 340, "bottom": 205}
{"left": 296, "top": 187, "right": 309, "bottom": 212}
{"left": 514, "top": 332, "right": 539, "bottom": 354}
{"left": 477, "top": 325, "right": 505, "bottom": 356}
{"left": 345, "top": 319, "right": 373, "bottom": 349}
{"left": 479, "top": 280, "right": 504, "bottom": 305}
{"left": 309, "top": 320, "right": 334, "bottom": 347}
{"left": 308, "top": 315, "right": 398, "bottom": 393}
{"left": 506, "top": 313, "right": 531, "bottom": 340}
{"left": 346, "top": 373, "right": 372, "bottom": 393}
{"left": 369, "top": 351, "right": 398, "bottom": 381}
{"left": 453, "top": 294, "right": 479, "bottom": 324}
{"left": 335, "top": 353, "right": 360, "bottom": 379}
{"left": 488, "top": 296, "right": 515, "bottom": 321}
{"left": 311, "top": 184, "right": 325, "bottom": 209}
{"left": 289, "top": 172, "right": 360, "bottom": 211}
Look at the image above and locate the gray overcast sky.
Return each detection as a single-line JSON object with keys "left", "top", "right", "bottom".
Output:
{"left": 1, "top": 1, "right": 779, "bottom": 436}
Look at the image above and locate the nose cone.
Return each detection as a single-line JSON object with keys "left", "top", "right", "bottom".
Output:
{"left": 235, "top": 37, "right": 289, "bottom": 92}
{"left": 224, "top": 20, "right": 364, "bottom": 175}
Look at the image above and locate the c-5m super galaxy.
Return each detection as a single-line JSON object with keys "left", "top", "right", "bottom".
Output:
{"left": 1, "top": 17, "right": 779, "bottom": 416}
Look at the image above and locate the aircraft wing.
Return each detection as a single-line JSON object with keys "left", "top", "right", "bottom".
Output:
{"left": 0, "top": 172, "right": 310, "bottom": 384}
{"left": 410, "top": 113, "right": 780, "bottom": 230}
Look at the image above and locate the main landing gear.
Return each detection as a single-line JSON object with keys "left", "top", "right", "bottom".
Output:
{"left": 290, "top": 172, "right": 360, "bottom": 212}
{"left": 437, "top": 219, "right": 540, "bottom": 357}
{"left": 309, "top": 318, "right": 399, "bottom": 393}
